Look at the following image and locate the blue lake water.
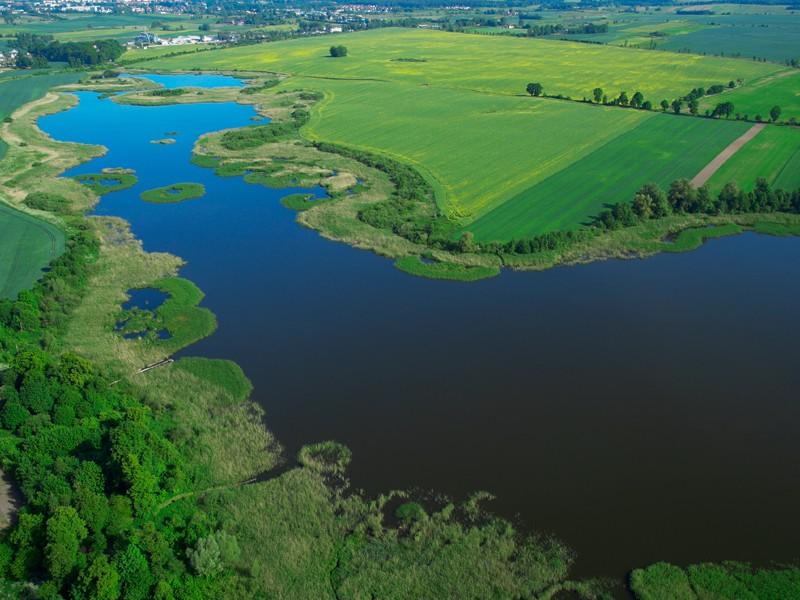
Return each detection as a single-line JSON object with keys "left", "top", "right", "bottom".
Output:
{"left": 121, "top": 72, "right": 246, "bottom": 89}
{"left": 122, "top": 287, "right": 169, "bottom": 312}
{"left": 39, "top": 82, "right": 800, "bottom": 584}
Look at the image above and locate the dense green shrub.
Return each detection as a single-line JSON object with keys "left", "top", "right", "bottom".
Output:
{"left": 147, "top": 88, "right": 189, "bottom": 98}
{"left": 23, "top": 193, "right": 71, "bottom": 214}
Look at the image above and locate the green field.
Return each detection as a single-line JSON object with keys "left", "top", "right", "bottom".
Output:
{"left": 302, "top": 77, "right": 648, "bottom": 220}
{"left": 467, "top": 115, "right": 752, "bottom": 240}
{"left": 0, "top": 202, "right": 65, "bottom": 299}
{"left": 0, "top": 13, "right": 199, "bottom": 37}
{"left": 0, "top": 13, "right": 293, "bottom": 48}
{"left": 0, "top": 72, "right": 82, "bottom": 119}
{"left": 706, "top": 125, "right": 800, "bottom": 193}
{"left": 658, "top": 12, "right": 800, "bottom": 63}
{"left": 701, "top": 70, "right": 800, "bottom": 122}
{"left": 560, "top": 9, "right": 800, "bottom": 64}
{"left": 0, "top": 71, "right": 82, "bottom": 160}
{"left": 137, "top": 28, "right": 784, "bottom": 101}
{"left": 0, "top": 72, "right": 78, "bottom": 298}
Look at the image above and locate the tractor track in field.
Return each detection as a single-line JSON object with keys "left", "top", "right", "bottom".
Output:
{"left": 691, "top": 123, "right": 766, "bottom": 187}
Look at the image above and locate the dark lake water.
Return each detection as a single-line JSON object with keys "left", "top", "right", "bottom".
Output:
{"left": 39, "top": 78, "right": 800, "bottom": 584}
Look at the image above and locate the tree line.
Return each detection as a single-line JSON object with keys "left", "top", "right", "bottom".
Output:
{"left": 525, "top": 80, "right": 788, "bottom": 124}
{"left": 11, "top": 33, "right": 124, "bottom": 68}
{"left": 593, "top": 178, "right": 800, "bottom": 231}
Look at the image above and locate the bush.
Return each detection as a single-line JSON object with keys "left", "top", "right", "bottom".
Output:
{"left": 23, "top": 192, "right": 71, "bottom": 214}
{"left": 147, "top": 88, "right": 189, "bottom": 97}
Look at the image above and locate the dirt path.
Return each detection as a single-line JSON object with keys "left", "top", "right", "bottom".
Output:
{"left": 0, "top": 469, "right": 22, "bottom": 530}
{"left": 691, "top": 123, "right": 766, "bottom": 187}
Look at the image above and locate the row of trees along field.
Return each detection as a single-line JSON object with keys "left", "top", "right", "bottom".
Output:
{"left": 0, "top": 196, "right": 239, "bottom": 598}
{"left": 476, "top": 179, "right": 800, "bottom": 256}
{"left": 593, "top": 178, "right": 800, "bottom": 231}
{"left": 526, "top": 80, "right": 787, "bottom": 123}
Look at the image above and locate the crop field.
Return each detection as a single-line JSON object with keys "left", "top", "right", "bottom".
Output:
{"left": 0, "top": 72, "right": 83, "bottom": 120}
{"left": 300, "top": 77, "right": 647, "bottom": 219}
{"left": 0, "top": 13, "right": 192, "bottom": 37}
{"left": 561, "top": 11, "right": 800, "bottom": 63}
{"left": 558, "top": 16, "right": 708, "bottom": 48}
{"left": 706, "top": 126, "right": 800, "bottom": 194}
{"left": 0, "top": 13, "right": 288, "bottom": 45}
{"left": 137, "top": 28, "right": 798, "bottom": 236}
{"left": 701, "top": 70, "right": 800, "bottom": 122}
{"left": 658, "top": 13, "right": 800, "bottom": 63}
{"left": 0, "top": 202, "right": 65, "bottom": 299}
{"left": 0, "top": 71, "right": 82, "bottom": 160}
{"left": 138, "top": 28, "right": 784, "bottom": 102}
{"left": 466, "top": 115, "right": 753, "bottom": 241}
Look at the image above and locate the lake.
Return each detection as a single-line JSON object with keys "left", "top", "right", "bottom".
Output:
{"left": 39, "top": 76, "right": 800, "bottom": 583}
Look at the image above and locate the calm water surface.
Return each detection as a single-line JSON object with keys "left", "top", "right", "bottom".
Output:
{"left": 40, "top": 79, "right": 800, "bottom": 582}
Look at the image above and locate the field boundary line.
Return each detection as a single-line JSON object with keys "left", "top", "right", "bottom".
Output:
{"left": 691, "top": 123, "right": 766, "bottom": 187}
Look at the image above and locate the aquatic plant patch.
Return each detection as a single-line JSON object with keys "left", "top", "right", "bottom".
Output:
{"left": 73, "top": 171, "right": 137, "bottom": 194}
{"left": 394, "top": 255, "right": 500, "bottom": 282}
{"left": 116, "top": 277, "right": 216, "bottom": 350}
{"left": 140, "top": 182, "right": 205, "bottom": 203}
{"left": 280, "top": 193, "right": 331, "bottom": 211}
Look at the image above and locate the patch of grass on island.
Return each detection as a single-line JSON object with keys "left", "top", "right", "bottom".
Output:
{"left": 280, "top": 193, "right": 331, "bottom": 211}
{"left": 395, "top": 255, "right": 500, "bottom": 282}
{"left": 140, "top": 182, "right": 205, "bottom": 203}
{"left": 73, "top": 171, "right": 138, "bottom": 194}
